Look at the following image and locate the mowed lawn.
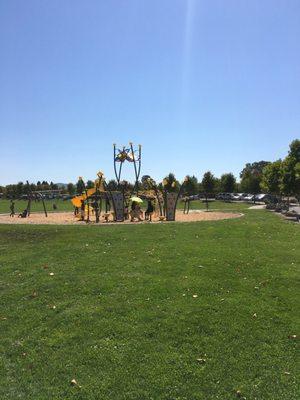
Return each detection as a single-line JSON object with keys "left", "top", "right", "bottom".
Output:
{"left": 0, "top": 208, "right": 299, "bottom": 399}
{"left": 0, "top": 199, "right": 73, "bottom": 214}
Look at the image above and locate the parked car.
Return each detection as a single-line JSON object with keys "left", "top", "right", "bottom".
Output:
{"left": 236, "top": 193, "right": 246, "bottom": 200}
{"left": 216, "top": 193, "right": 231, "bottom": 201}
{"left": 238, "top": 193, "right": 249, "bottom": 201}
{"left": 243, "top": 194, "right": 255, "bottom": 202}
{"left": 230, "top": 193, "right": 241, "bottom": 201}
{"left": 253, "top": 193, "right": 274, "bottom": 203}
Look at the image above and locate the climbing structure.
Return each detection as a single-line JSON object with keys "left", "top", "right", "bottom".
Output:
{"left": 113, "top": 143, "right": 142, "bottom": 193}
{"left": 71, "top": 143, "right": 188, "bottom": 223}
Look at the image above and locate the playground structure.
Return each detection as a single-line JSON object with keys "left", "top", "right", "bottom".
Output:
{"left": 70, "top": 174, "right": 189, "bottom": 223}
{"left": 18, "top": 142, "right": 190, "bottom": 223}
{"left": 70, "top": 142, "right": 190, "bottom": 223}
{"left": 16, "top": 181, "right": 62, "bottom": 218}
{"left": 113, "top": 143, "right": 142, "bottom": 193}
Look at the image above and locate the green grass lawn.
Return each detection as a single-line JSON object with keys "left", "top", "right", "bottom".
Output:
{"left": 0, "top": 199, "right": 73, "bottom": 214}
{"left": 0, "top": 206, "right": 299, "bottom": 399}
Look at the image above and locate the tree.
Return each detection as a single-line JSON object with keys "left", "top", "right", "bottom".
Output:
{"left": 220, "top": 173, "right": 236, "bottom": 193}
{"left": 240, "top": 161, "right": 270, "bottom": 193}
{"left": 202, "top": 171, "right": 215, "bottom": 194}
{"left": 280, "top": 157, "right": 297, "bottom": 196}
{"left": 141, "top": 175, "right": 151, "bottom": 190}
{"left": 288, "top": 139, "right": 300, "bottom": 161}
{"left": 119, "top": 180, "right": 133, "bottom": 192}
{"left": 76, "top": 179, "right": 85, "bottom": 194}
{"left": 67, "top": 183, "right": 76, "bottom": 195}
{"left": 86, "top": 180, "right": 94, "bottom": 189}
{"left": 279, "top": 140, "right": 300, "bottom": 197}
{"left": 106, "top": 179, "right": 118, "bottom": 191}
{"left": 184, "top": 175, "right": 198, "bottom": 195}
{"left": 260, "top": 160, "right": 282, "bottom": 194}
{"left": 16, "top": 181, "right": 24, "bottom": 197}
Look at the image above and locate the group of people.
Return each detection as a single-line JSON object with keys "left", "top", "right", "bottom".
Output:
{"left": 129, "top": 199, "right": 155, "bottom": 222}
{"left": 9, "top": 200, "right": 28, "bottom": 218}
{"left": 9, "top": 197, "right": 156, "bottom": 223}
{"left": 73, "top": 197, "right": 156, "bottom": 223}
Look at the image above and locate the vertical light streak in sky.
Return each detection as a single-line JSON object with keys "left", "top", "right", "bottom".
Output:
{"left": 181, "top": 0, "right": 196, "bottom": 125}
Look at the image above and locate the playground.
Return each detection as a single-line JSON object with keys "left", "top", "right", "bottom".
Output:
{"left": 3, "top": 143, "right": 244, "bottom": 226}
{"left": 0, "top": 145, "right": 299, "bottom": 399}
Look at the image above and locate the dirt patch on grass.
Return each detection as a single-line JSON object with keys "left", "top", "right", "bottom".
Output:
{"left": 0, "top": 210, "right": 243, "bottom": 225}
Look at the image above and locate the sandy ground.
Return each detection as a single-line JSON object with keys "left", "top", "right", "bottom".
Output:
{"left": 0, "top": 210, "right": 243, "bottom": 225}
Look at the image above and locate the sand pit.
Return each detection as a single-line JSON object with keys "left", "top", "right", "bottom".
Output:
{"left": 0, "top": 210, "right": 243, "bottom": 225}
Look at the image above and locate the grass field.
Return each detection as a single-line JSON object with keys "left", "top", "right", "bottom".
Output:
{"left": 0, "top": 205, "right": 299, "bottom": 399}
{"left": 0, "top": 199, "right": 73, "bottom": 214}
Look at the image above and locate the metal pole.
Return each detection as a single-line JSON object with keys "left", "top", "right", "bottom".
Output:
{"left": 40, "top": 193, "right": 48, "bottom": 217}
{"left": 136, "top": 144, "right": 142, "bottom": 182}
{"left": 130, "top": 142, "right": 139, "bottom": 194}
{"left": 113, "top": 144, "right": 119, "bottom": 183}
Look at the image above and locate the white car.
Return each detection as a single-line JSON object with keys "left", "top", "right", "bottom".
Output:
{"left": 230, "top": 193, "right": 241, "bottom": 201}
{"left": 243, "top": 194, "right": 254, "bottom": 201}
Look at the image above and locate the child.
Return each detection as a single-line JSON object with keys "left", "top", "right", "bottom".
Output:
{"left": 145, "top": 199, "right": 154, "bottom": 222}
{"left": 130, "top": 201, "right": 143, "bottom": 222}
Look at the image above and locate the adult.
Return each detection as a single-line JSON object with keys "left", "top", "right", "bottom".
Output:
{"left": 9, "top": 200, "right": 15, "bottom": 217}
{"left": 92, "top": 200, "right": 100, "bottom": 223}
{"left": 145, "top": 199, "right": 154, "bottom": 222}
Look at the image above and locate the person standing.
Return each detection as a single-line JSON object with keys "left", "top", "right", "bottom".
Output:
{"left": 145, "top": 199, "right": 154, "bottom": 222}
{"left": 92, "top": 199, "right": 100, "bottom": 223}
{"left": 10, "top": 200, "right": 15, "bottom": 217}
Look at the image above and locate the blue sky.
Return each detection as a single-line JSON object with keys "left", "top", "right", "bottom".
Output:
{"left": 0, "top": 0, "right": 299, "bottom": 185}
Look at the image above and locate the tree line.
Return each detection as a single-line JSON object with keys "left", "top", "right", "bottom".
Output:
{"left": 0, "top": 140, "right": 299, "bottom": 199}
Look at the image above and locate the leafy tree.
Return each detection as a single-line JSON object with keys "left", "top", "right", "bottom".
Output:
{"left": 106, "top": 179, "right": 118, "bottom": 191}
{"left": 86, "top": 180, "right": 94, "bottom": 189}
{"left": 260, "top": 160, "right": 282, "bottom": 194}
{"left": 214, "top": 177, "right": 221, "bottom": 194}
{"left": 76, "top": 179, "right": 85, "bottom": 194}
{"left": 240, "top": 161, "right": 270, "bottom": 193}
{"left": 295, "top": 162, "right": 300, "bottom": 199}
{"left": 16, "top": 182, "right": 24, "bottom": 197}
{"left": 141, "top": 175, "right": 151, "bottom": 190}
{"left": 279, "top": 140, "right": 300, "bottom": 197}
{"left": 67, "top": 183, "right": 76, "bottom": 195}
{"left": 288, "top": 139, "right": 300, "bottom": 161}
{"left": 119, "top": 180, "right": 133, "bottom": 192}
{"left": 220, "top": 173, "right": 236, "bottom": 193}
{"left": 49, "top": 181, "right": 58, "bottom": 190}
{"left": 280, "top": 157, "right": 297, "bottom": 196}
{"left": 202, "top": 171, "right": 215, "bottom": 194}
{"left": 184, "top": 175, "right": 198, "bottom": 195}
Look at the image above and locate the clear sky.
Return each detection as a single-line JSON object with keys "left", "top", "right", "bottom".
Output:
{"left": 0, "top": 0, "right": 299, "bottom": 185}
